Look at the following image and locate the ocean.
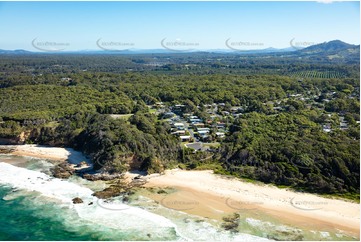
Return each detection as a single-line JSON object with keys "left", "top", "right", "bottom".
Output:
{"left": 0, "top": 155, "right": 269, "bottom": 241}
{"left": 0, "top": 155, "right": 357, "bottom": 241}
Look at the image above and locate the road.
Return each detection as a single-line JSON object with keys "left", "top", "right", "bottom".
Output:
{"left": 180, "top": 119, "right": 197, "bottom": 142}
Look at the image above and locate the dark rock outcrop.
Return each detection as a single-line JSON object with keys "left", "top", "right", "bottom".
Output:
{"left": 92, "top": 186, "right": 125, "bottom": 199}
{"left": 92, "top": 178, "right": 146, "bottom": 199}
{"left": 0, "top": 147, "right": 15, "bottom": 154}
{"left": 51, "top": 162, "right": 75, "bottom": 179}
{"left": 72, "top": 197, "right": 83, "bottom": 204}
{"left": 221, "top": 213, "right": 240, "bottom": 232}
{"left": 76, "top": 161, "right": 88, "bottom": 168}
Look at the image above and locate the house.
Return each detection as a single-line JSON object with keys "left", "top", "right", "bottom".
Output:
{"left": 155, "top": 102, "right": 165, "bottom": 108}
{"left": 198, "top": 130, "right": 209, "bottom": 137}
{"left": 339, "top": 117, "right": 348, "bottom": 130}
{"left": 172, "top": 105, "right": 185, "bottom": 115}
{"left": 216, "top": 132, "right": 225, "bottom": 138}
{"left": 193, "top": 123, "right": 205, "bottom": 128}
{"left": 180, "top": 135, "right": 191, "bottom": 142}
{"left": 199, "top": 135, "right": 211, "bottom": 142}
{"left": 189, "top": 118, "right": 203, "bottom": 124}
{"left": 322, "top": 124, "right": 332, "bottom": 133}
{"left": 171, "top": 130, "right": 186, "bottom": 136}
{"left": 216, "top": 123, "right": 226, "bottom": 129}
{"left": 340, "top": 122, "right": 348, "bottom": 130}
{"left": 197, "top": 127, "right": 210, "bottom": 132}
{"left": 173, "top": 123, "right": 185, "bottom": 130}
{"left": 163, "top": 112, "right": 175, "bottom": 119}
{"left": 61, "top": 77, "right": 72, "bottom": 81}
{"left": 289, "top": 94, "right": 302, "bottom": 98}
{"left": 230, "top": 106, "right": 243, "bottom": 114}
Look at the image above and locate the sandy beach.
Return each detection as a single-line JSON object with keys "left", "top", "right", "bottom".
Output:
{"left": 0, "top": 145, "right": 89, "bottom": 165}
{"left": 1, "top": 145, "right": 359, "bottom": 238}
{"left": 134, "top": 169, "right": 360, "bottom": 237}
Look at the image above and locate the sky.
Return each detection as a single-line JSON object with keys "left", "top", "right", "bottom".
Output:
{"left": 0, "top": 1, "right": 359, "bottom": 51}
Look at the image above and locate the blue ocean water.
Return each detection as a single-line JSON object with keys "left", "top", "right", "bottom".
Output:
{"left": 0, "top": 156, "right": 179, "bottom": 241}
{"left": 0, "top": 155, "right": 357, "bottom": 241}
{"left": 0, "top": 156, "right": 268, "bottom": 241}
{"left": 0, "top": 186, "right": 104, "bottom": 241}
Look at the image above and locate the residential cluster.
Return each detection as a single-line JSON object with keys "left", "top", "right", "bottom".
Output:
{"left": 149, "top": 85, "right": 359, "bottom": 150}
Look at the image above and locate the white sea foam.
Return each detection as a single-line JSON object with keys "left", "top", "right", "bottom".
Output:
{"left": 172, "top": 217, "right": 270, "bottom": 241}
{"left": 2, "top": 189, "right": 35, "bottom": 201}
{"left": 320, "top": 231, "right": 330, "bottom": 238}
{"left": 131, "top": 195, "right": 271, "bottom": 241}
{"left": 0, "top": 162, "right": 178, "bottom": 239}
{"left": 0, "top": 162, "right": 91, "bottom": 204}
{"left": 0, "top": 161, "right": 270, "bottom": 241}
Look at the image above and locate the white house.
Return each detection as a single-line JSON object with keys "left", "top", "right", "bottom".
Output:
{"left": 216, "top": 132, "right": 225, "bottom": 138}
{"left": 180, "top": 135, "right": 191, "bottom": 142}
{"left": 173, "top": 123, "right": 185, "bottom": 130}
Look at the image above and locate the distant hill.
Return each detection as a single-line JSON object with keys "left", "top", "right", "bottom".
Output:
{"left": 299, "top": 40, "right": 358, "bottom": 54}
{"left": 0, "top": 40, "right": 359, "bottom": 61}
{"left": 293, "top": 40, "right": 360, "bottom": 64}
{"left": 0, "top": 49, "right": 31, "bottom": 54}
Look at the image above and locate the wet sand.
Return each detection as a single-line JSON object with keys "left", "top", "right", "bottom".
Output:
{"left": 134, "top": 169, "right": 360, "bottom": 238}
{"left": 1, "top": 145, "right": 359, "bottom": 238}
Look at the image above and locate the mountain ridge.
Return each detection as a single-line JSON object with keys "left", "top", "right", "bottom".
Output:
{"left": 0, "top": 40, "right": 359, "bottom": 56}
{"left": 299, "top": 40, "right": 359, "bottom": 53}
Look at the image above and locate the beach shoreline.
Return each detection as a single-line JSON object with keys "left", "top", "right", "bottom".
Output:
{"left": 133, "top": 169, "right": 360, "bottom": 238}
{"left": 1, "top": 145, "right": 359, "bottom": 239}
{"left": 0, "top": 144, "right": 89, "bottom": 164}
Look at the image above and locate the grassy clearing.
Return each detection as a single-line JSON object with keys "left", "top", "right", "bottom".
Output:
{"left": 149, "top": 108, "right": 157, "bottom": 114}
{"left": 43, "top": 121, "right": 59, "bottom": 128}
{"left": 109, "top": 114, "right": 134, "bottom": 120}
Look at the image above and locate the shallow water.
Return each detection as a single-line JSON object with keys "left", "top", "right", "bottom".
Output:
{"left": 0, "top": 155, "right": 358, "bottom": 241}
{"left": 133, "top": 188, "right": 359, "bottom": 241}
{"left": 0, "top": 155, "right": 268, "bottom": 241}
